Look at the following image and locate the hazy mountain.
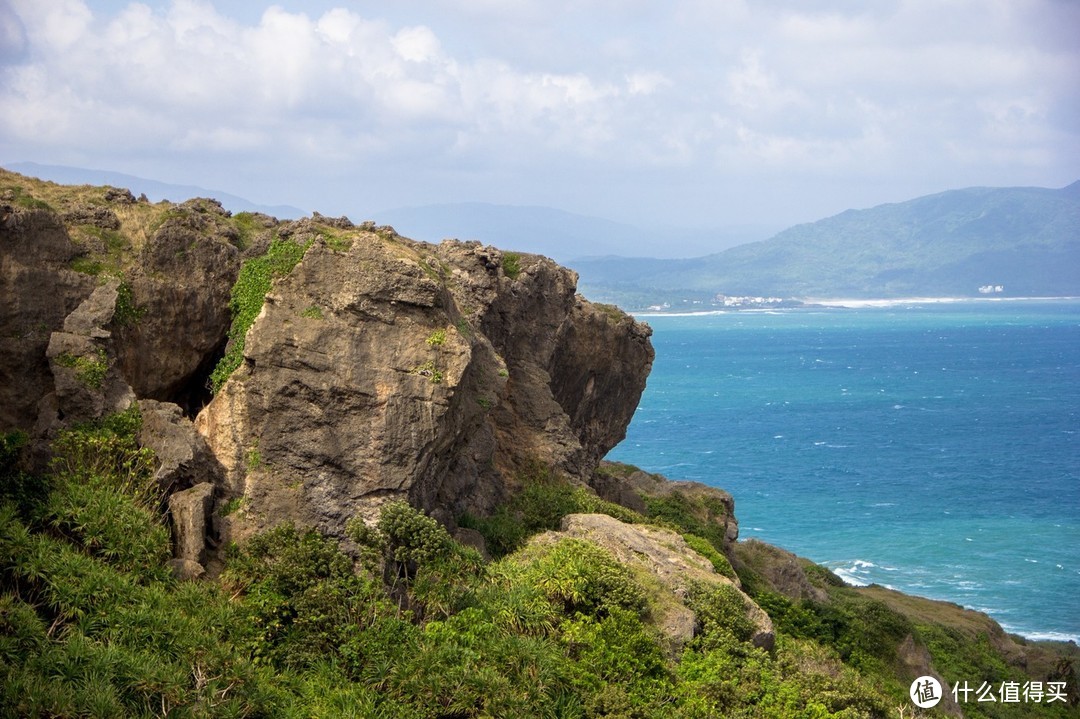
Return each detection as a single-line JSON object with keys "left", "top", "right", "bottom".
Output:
{"left": 6, "top": 162, "right": 307, "bottom": 219}
{"left": 372, "top": 202, "right": 775, "bottom": 261}
{"left": 572, "top": 181, "right": 1080, "bottom": 305}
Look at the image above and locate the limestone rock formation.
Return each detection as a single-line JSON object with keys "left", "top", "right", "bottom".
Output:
{"left": 137, "top": 399, "right": 224, "bottom": 496}
{"left": 1, "top": 169, "right": 652, "bottom": 573}
{"left": 533, "top": 513, "right": 774, "bottom": 653}
{"left": 113, "top": 199, "right": 246, "bottom": 411}
{"left": 196, "top": 228, "right": 654, "bottom": 543}
{"left": 0, "top": 206, "right": 96, "bottom": 430}
{"left": 168, "top": 482, "right": 215, "bottom": 579}
{"left": 591, "top": 462, "right": 740, "bottom": 548}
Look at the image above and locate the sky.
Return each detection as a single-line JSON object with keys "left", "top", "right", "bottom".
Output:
{"left": 1, "top": 0, "right": 1078, "bottom": 244}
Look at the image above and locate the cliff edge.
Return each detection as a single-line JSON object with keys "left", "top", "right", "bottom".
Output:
{"left": 0, "top": 168, "right": 652, "bottom": 551}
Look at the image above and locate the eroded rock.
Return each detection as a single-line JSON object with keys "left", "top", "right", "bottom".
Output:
{"left": 196, "top": 233, "right": 653, "bottom": 545}
{"left": 534, "top": 513, "right": 774, "bottom": 653}
{"left": 0, "top": 208, "right": 96, "bottom": 430}
{"left": 168, "top": 482, "right": 215, "bottom": 567}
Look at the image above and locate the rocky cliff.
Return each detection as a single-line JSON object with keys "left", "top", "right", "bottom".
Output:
{"left": 5, "top": 170, "right": 1076, "bottom": 715}
{"left": 0, "top": 168, "right": 653, "bottom": 554}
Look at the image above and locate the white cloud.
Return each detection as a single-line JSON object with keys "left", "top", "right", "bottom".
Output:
{"left": 0, "top": 0, "right": 1076, "bottom": 227}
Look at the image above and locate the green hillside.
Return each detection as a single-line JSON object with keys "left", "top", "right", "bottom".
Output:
{"left": 574, "top": 182, "right": 1080, "bottom": 305}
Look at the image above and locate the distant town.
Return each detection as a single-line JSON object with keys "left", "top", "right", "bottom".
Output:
{"left": 644, "top": 294, "right": 804, "bottom": 312}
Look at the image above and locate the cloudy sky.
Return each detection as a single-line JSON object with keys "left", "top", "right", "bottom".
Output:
{"left": 1, "top": 0, "right": 1078, "bottom": 244}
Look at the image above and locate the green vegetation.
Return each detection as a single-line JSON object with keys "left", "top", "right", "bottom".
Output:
{"left": 411, "top": 360, "right": 444, "bottom": 384}
{"left": 1, "top": 421, "right": 1074, "bottom": 717}
{"left": 55, "top": 348, "right": 109, "bottom": 389}
{"left": 425, "top": 328, "right": 447, "bottom": 347}
{"left": 219, "top": 496, "right": 246, "bottom": 517}
{"left": 300, "top": 304, "right": 324, "bottom": 320}
{"left": 316, "top": 227, "right": 353, "bottom": 253}
{"left": 210, "top": 238, "right": 310, "bottom": 393}
{"left": 112, "top": 280, "right": 145, "bottom": 325}
{"left": 231, "top": 211, "right": 260, "bottom": 249}
{"left": 4, "top": 184, "right": 52, "bottom": 211}
{"left": 69, "top": 256, "right": 105, "bottom": 276}
{"left": 245, "top": 444, "right": 263, "bottom": 472}
{"left": 502, "top": 251, "right": 522, "bottom": 280}
{"left": 459, "top": 463, "right": 644, "bottom": 558}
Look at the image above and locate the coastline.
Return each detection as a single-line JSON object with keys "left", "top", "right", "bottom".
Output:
{"left": 631, "top": 295, "right": 1080, "bottom": 316}
{"left": 615, "top": 300, "right": 1080, "bottom": 646}
{"left": 803, "top": 295, "right": 1080, "bottom": 309}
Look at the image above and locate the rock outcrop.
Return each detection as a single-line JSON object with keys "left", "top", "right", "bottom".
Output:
{"left": 531, "top": 513, "right": 774, "bottom": 653}
{"left": 112, "top": 199, "right": 246, "bottom": 412}
{"left": 0, "top": 206, "right": 96, "bottom": 430}
{"left": 591, "top": 461, "right": 740, "bottom": 549}
{"left": 2, "top": 169, "right": 653, "bottom": 567}
{"left": 196, "top": 228, "right": 654, "bottom": 543}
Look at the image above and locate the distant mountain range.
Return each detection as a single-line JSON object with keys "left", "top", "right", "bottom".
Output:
{"left": 5, "top": 162, "right": 307, "bottom": 219}
{"left": 371, "top": 202, "right": 774, "bottom": 260}
{"left": 8, "top": 163, "right": 1076, "bottom": 304}
{"left": 571, "top": 181, "right": 1080, "bottom": 307}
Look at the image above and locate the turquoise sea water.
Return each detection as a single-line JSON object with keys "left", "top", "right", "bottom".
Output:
{"left": 608, "top": 300, "right": 1080, "bottom": 642}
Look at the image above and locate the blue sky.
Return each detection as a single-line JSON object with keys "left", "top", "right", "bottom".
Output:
{"left": 1, "top": 0, "right": 1077, "bottom": 241}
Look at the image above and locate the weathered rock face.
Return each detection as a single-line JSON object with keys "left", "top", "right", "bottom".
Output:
{"left": 1, "top": 170, "right": 653, "bottom": 571}
{"left": 0, "top": 207, "right": 96, "bottom": 429}
{"left": 113, "top": 201, "right": 244, "bottom": 411}
{"left": 196, "top": 230, "right": 653, "bottom": 543}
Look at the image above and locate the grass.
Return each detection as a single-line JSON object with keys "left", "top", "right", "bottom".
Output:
{"left": 232, "top": 211, "right": 260, "bottom": 249}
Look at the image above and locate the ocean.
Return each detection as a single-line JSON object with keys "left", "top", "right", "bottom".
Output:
{"left": 607, "top": 299, "right": 1080, "bottom": 642}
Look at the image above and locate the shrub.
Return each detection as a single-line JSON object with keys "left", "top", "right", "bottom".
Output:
{"left": 460, "top": 465, "right": 644, "bottom": 558}
{"left": 111, "top": 281, "right": 144, "bottom": 325}
{"left": 643, "top": 492, "right": 730, "bottom": 553}
{"left": 349, "top": 501, "right": 484, "bottom": 621}
{"left": 687, "top": 581, "right": 759, "bottom": 648}
{"left": 49, "top": 406, "right": 158, "bottom": 510}
{"left": 506, "top": 538, "right": 646, "bottom": 618}
{"left": 682, "top": 533, "right": 737, "bottom": 580}
{"left": 55, "top": 348, "right": 109, "bottom": 389}
{"left": 502, "top": 251, "right": 522, "bottom": 279}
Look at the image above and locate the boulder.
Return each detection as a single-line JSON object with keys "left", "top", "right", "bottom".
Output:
{"left": 544, "top": 513, "right": 774, "bottom": 653}
{"left": 137, "top": 399, "right": 224, "bottom": 495}
{"left": 43, "top": 278, "right": 135, "bottom": 427}
{"left": 168, "top": 482, "right": 215, "bottom": 567}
